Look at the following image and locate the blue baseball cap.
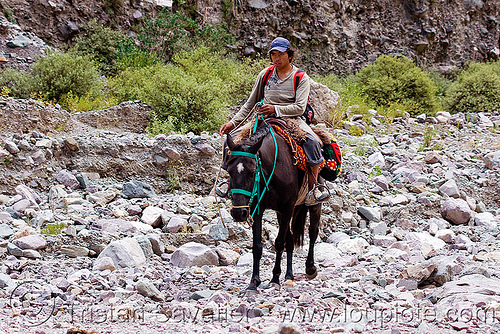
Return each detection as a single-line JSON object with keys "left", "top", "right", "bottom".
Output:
{"left": 269, "top": 37, "right": 290, "bottom": 53}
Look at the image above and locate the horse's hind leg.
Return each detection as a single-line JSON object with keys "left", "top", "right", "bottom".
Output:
{"left": 248, "top": 216, "right": 263, "bottom": 290}
{"left": 306, "top": 203, "right": 321, "bottom": 279}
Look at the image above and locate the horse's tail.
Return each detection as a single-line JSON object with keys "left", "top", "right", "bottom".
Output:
{"left": 291, "top": 206, "right": 308, "bottom": 247}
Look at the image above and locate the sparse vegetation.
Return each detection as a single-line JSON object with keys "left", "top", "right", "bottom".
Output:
{"left": 40, "top": 222, "right": 68, "bottom": 235}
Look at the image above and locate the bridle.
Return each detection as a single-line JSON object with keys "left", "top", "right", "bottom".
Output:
{"left": 227, "top": 116, "right": 278, "bottom": 220}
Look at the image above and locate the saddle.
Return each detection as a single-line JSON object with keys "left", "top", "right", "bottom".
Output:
{"left": 233, "top": 117, "right": 331, "bottom": 172}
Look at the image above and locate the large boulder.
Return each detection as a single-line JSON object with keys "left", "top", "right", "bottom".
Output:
{"left": 309, "top": 80, "right": 340, "bottom": 124}
{"left": 97, "top": 238, "right": 146, "bottom": 268}
{"left": 170, "top": 242, "right": 219, "bottom": 268}
{"left": 441, "top": 198, "right": 472, "bottom": 225}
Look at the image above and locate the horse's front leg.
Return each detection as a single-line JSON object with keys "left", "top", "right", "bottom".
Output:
{"left": 270, "top": 212, "right": 290, "bottom": 285}
{"left": 248, "top": 215, "right": 263, "bottom": 290}
{"left": 284, "top": 227, "right": 294, "bottom": 283}
{"left": 306, "top": 203, "right": 321, "bottom": 279}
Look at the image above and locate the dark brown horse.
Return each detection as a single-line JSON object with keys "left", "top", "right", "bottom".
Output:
{"left": 225, "top": 123, "right": 321, "bottom": 290}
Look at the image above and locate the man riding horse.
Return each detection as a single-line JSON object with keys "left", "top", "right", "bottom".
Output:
{"left": 219, "top": 37, "right": 329, "bottom": 205}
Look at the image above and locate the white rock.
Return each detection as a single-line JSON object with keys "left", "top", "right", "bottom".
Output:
{"left": 439, "top": 179, "right": 460, "bottom": 198}
{"left": 93, "top": 256, "right": 116, "bottom": 271}
{"left": 12, "top": 235, "right": 47, "bottom": 250}
{"left": 170, "top": 242, "right": 219, "bottom": 268}
{"left": 337, "top": 238, "right": 370, "bottom": 254}
{"left": 97, "top": 238, "right": 146, "bottom": 268}
{"left": 474, "top": 212, "right": 498, "bottom": 229}
{"left": 141, "top": 206, "right": 165, "bottom": 227}
{"left": 435, "top": 229, "right": 455, "bottom": 243}
{"left": 314, "top": 242, "right": 342, "bottom": 262}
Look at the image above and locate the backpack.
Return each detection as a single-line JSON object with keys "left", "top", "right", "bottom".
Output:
{"left": 262, "top": 65, "right": 315, "bottom": 124}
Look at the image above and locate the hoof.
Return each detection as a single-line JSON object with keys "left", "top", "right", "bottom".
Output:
{"left": 306, "top": 270, "right": 318, "bottom": 280}
{"left": 283, "top": 279, "right": 294, "bottom": 288}
{"left": 306, "top": 266, "right": 317, "bottom": 280}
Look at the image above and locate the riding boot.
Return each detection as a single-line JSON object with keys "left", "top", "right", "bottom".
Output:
{"left": 305, "top": 165, "right": 330, "bottom": 206}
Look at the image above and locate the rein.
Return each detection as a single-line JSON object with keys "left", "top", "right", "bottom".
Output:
{"left": 228, "top": 115, "right": 278, "bottom": 219}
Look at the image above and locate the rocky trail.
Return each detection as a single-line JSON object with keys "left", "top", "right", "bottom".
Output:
{"left": 0, "top": 98, "right": 500, "bottom": 334}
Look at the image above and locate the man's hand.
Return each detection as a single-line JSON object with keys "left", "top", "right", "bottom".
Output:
{"left": 258, "top": 104, "right": 276, "bottom": 117}
{"left": 219, "top": 122, "right": 235, "bottom": 135}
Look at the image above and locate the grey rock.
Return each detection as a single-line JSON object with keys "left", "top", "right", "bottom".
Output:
{"left": 7, "top": 243, "right": 23, "bottom": 257}
{"left": 4, "top": 141, "right": 19, "bottom": 154}
{"left": 357, "top": 206, "right": 382, "bottom": 222}
{"left": 12, "top": 199, "right": 32, "bottom": 213}
{"left": 97, "top": 238, "right": 146, "bottom": 268}
{"left": 368, "top": 151, "right": 385, "bottom": 167}
{"left": 372, "top": 235, "right": 397, "bottom": 247}
{"left": 372, "top": 175, "right": 389, "bottom": 191}
{"left": 215, "top": 247, "right": 240, "bottom": 266}
{"left": 122, "top": 180, "right": 156, "bottom": 199}
{"left": 147, "top": 234, "right": 165, "bottom": 256}
{"left": 0, "top": 212, "right": 13, "bottom": 224}
{"left": 369, "top": 221, "right": 388, "bottom": 235}
{"left": 7, "top": 35, "right": 33, "bottom": 48}
{"left": 12, "top": 235, "right": 47, "bottom": 250}
{"left": 208, "top": 223, "right": 229, "bottom": 241}
{"left": 248, "top": 0, "right": 269, "bottom": 9}
{"left": 475, "top": 212, "right": 498, "bottom": 229}
{"left": 194, "top": 142, "right": 216, "bottom": 156}
{"left": 0, "top": 273, "right": 15, "bottom": 290}
{"left": 170, "top": 242, "right": 219, "bottom": 268}
{"left": 60, "top": 245, "right": 89, "bottom": 257}
{"left": 22, "top": 249, "right": 42, "bottom": 259}
{"left": 48, "top": 185, "right": 68, "bottom": 209}
{"left": 326, "top": 232, "right": 350, "bottom": 245}
{"left": 136, "top": 280, "right": 165, "bottom": 302}
{"left": 95, "top": 218, "right": 138, "bottom": 234}
{"left": 93, "top": 256, "right": 116, "bottom": 271}
{"left": 0, "top": 224, "right": 14, "bottom": 238}
{"left": 134, "top": 235, "right": 154, "bottom": 258}
{"left": 165, "top": 216, "right": 187, "bottom": 233}
{"left": 396, "top": 279, "right": 418, "bottom": 291}
{"left": 236, "top": 253, "right": 253, "bottom": 266}
{"left": 441, "top": 198, "right": 472, "bottom": 225}
{"left": 141, "top": 206, "right": 164, "bottom": 227}
{"left": 484, "top": 151, "right": 500, "bottom": 170}
{"left": 56, "top": 170, "right": 80, "bottom": 190}
{"left": 439, "top": 179, "right": 460, "bottom": 198}
{"left": 190, "top": 289, "right": 214, "bottom": 300}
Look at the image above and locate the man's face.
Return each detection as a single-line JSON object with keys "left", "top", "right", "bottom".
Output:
{"left": 269, "top": 50, "right": 290, "bottom": 70}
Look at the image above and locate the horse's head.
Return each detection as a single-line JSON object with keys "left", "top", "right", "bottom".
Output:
{"left": 225, "top": 127, "right": 268, "bottom": 222}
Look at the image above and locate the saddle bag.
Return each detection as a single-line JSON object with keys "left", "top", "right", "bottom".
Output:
{"left": 320, "top": 137, "right": 342, "bottom": 181}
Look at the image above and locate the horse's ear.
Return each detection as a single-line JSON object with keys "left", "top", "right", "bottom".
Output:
{"left": 226, "top": 134, "right": 236, "bottom": 151}
{"left": 248, "top": 134, "right": 266, "bottom": 154}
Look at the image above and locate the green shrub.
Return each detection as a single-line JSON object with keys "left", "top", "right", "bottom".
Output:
{"left": 355, "top": 55, "right": 440, "bottom": 117}
{"left": 444, "top": 61, "right": 500, "bottom": 114}
{"left": 136, "top": 10, "right": 235, "bottom": 61}
{"left": 31, "top": 51, "right": 102, "bottom": 101}
{"left": 71, "top": 20, "right": 127, "bottom": 76}
{"left": 116, "top": 38, "right": 162, "bottom": 71}
{"left": 109, "top": 46, "right": 265, "bottom": 134}
{"left": 0, "top": 68, "right": 37, "bottom": 98}
{"left": 2, "top": 7, "right": 16, "bottom": 23}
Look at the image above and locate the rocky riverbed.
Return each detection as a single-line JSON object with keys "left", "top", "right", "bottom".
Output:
{"left": 0, "top": 99, "right": 500, "bottom": 334}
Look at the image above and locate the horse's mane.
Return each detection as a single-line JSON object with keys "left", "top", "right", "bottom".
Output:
{"left": 241, "top": 124, "right": 271, "bottom": 148}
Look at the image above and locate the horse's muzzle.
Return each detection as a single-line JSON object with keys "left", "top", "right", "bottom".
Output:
{"left": 231, "top": 206, "right": 250, "bottom": 222}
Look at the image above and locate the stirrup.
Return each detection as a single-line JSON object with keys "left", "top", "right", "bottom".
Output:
{"left": 305, "top": 184, "right": 331, "bottom": 206}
